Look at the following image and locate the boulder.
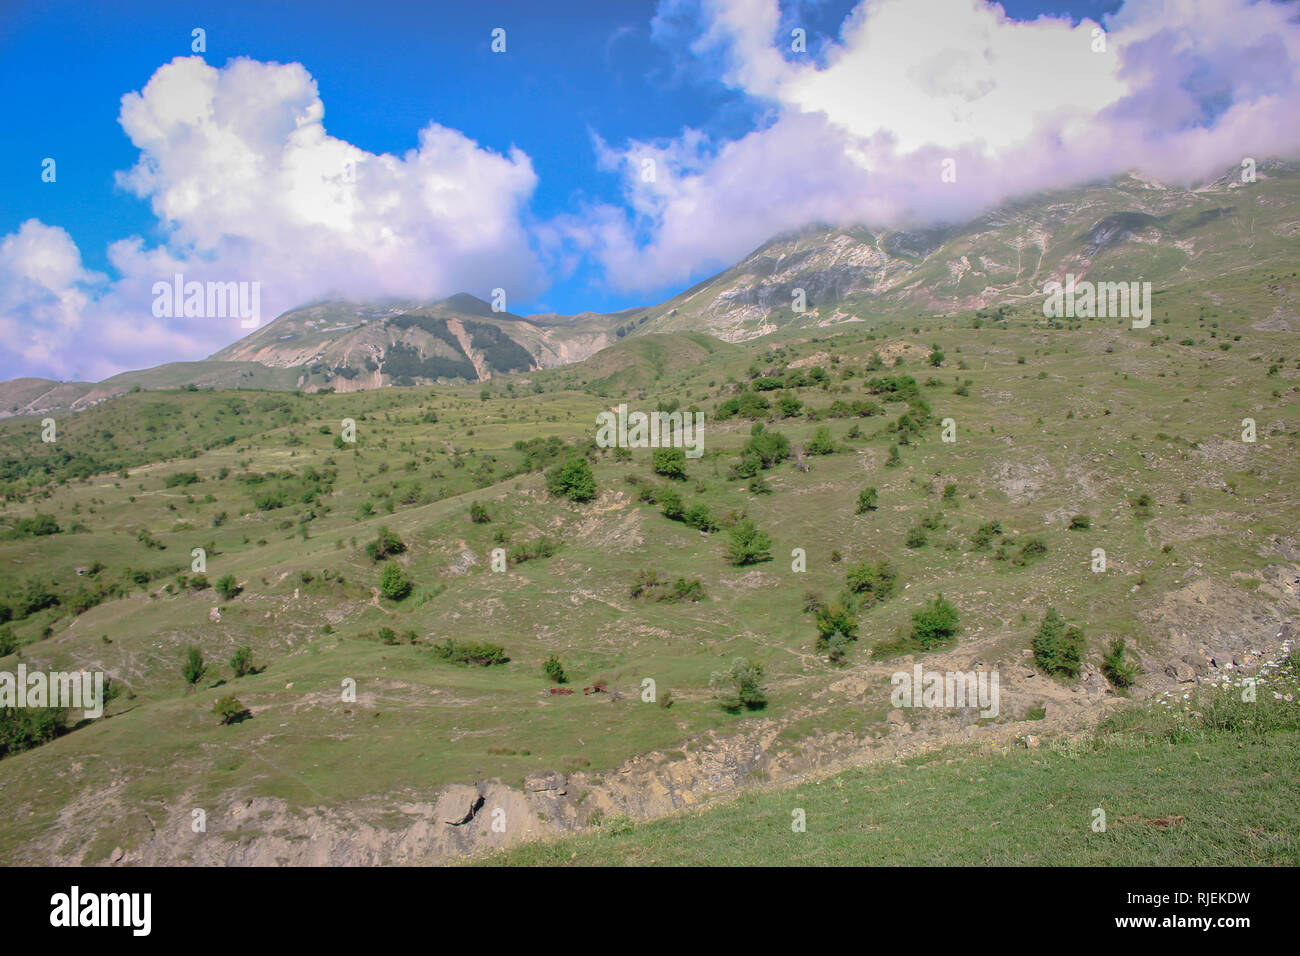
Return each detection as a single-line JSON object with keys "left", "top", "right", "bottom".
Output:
{"left": 1164, "top": 660, "right": 1197, "bottom": 683}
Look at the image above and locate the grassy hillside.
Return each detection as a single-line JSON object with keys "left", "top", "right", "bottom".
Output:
{"left": 0, "top": 259, "right": 1295, "bottom": 864}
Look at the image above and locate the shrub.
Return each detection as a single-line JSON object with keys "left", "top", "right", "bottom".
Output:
{"left": 379, "top": 563, "right": 412, "bottom": 601}
{"left": 508, "top": 536, "right": 559, "bottom": 564}
{"left": 469, "top": 502, "right": 490, "bottom": 524}
{"left": 709, "top": 658, "right": 767, "bottom": 712}
{"left": 545, "top": 457, "right": 597, "bottom": 502}
{"left": 682, "top": 502, "right": 716, "bottom": 532}
{"left": 214, "top": 574, "right": 241, "bottom": 600}
{"left": 725, "top": 519, "right": 772, "bottom": 566}
{"left": 814, "top": 595, "right": 858, "bottom": 645}
{"left": 431, "top": 639, "right": 509, "bottom": 666}
{"left": 1131, "top": 492, "right": 1154, "bottom": 518}
{"left": 652, "top": 447, "right": 687, "bottom": 480}
{"left": 0, "top": 625, "right": 17, "bottom": 656}
{"left": 910, "top": 595, "right": 960, "bottom": 650}
{"left": 213, "top": 695, "right": 248, "bottom": 725}
{"left": 1014, "top": 537, "right": 1048, "bottom": 565}
{"left": 970, "top": 520, "right": 1002, "bottom": 551}
{"left": 365, "top": 526, "right": 406, "bottom": 561}
{"left": 1032, "top": 608, "right": 1084, "bottom": 679}
{"left": 885, "top": 444, "right": 902, "bottom": 467}
{"left": 1102, "top": 637, "right": 1138, "bottom": 689}
{"left": 1069, "top": 514, "right": 1091, "bottom": 530}
{"left": 543, "top": 655, "right": 568, "bottom": 684}
{"left": 182, "top": 646, "right": 206, "bottom": 686}
{"left": 378, "top": 626, "right": 399, "bottom": 645}
{"left": 804, "top": 426, "right": 836, "bottom": 456}
{"left": 855, "top": 487, "right": 878, "bottom": 514}
{"left": 844, "top": 559, "right": 897, "bottom": 607}
{"left": 230, "top": 645, "right": 254, "bottom": 677}
{"left": 905, "top": 526, "right": 928, "bottom": 549}
{"left": 658, "top": 487, "right": 685, "bottom": 520}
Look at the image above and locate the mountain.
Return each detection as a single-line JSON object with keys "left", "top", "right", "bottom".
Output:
{"left": 3, "top": 161, "right": 1297, "bottom": 418}
{"left": 208, "top": 294, "right": 620, "bottom": 391}
{"left": 632, "top": 160, "right": 1300, "bottom": 341}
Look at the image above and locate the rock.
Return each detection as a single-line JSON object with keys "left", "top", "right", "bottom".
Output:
{"left": 435, "top": 784, "right": 483, "bottom": 825}
{"left": 524, "top": 771, "right": 566, "bottom": 796}
{"left": 209, "top": 607, "right": 221, "bottom": 622}
{"left": 1233, "top": 652, "right": 1257, "bottom": 667}
{"left": 1180, "top": 654, "right": 1208, "bottom": 676}
{"left": 1025, "top": 735, "right": 1041, "bottom": 749}
{"left": 1164, "top": 660, "right": 1197, "bottom": 683}
{"left": 886, "top": 710, "right": 908, "bottom": 726}
{"left": 110, "top": 846, "right": 124, "bottom": 863}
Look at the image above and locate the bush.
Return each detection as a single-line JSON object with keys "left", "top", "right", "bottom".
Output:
{"left": 652, "top": 447, "right": 687, "bottom": 480}
{"left": 885, "top": 444, "right": 902, "bottom": 467}
{"left": 682, "top": 502, "right": 716, "bottom": 532}
{"left": 431, "top": 639, "right": 509, "bottom": 666}
{"left": 508, "top": 536, "right": 559, "bottom": 564}
{"left": 1032, "top": 608, "right": 1085, "bottom": 679}
{"left": 545, "top": 457, "right": 597, "bottom": 502}
{"left": 182, "top": 646, "right": 206, "bottom": 686}
{"left": 543, "top": 655, "right": 568, "bottom": 684}
{"left": 230, "top": 645, "right": 254, "bottom": 677}
{"left": 1013, "top": 536, "right": 1048, "bottom": 565}
{"left": 379, "top": 563, "right": 412, "bottom": 601}
{"left": 469, "top": 502, "right": 490, "bottom": 524}
{"left": 844, "top": 559, "right": 897, "bottom": 608}
{"left": 709, "top": 658, "right": 767, "bottom": 712}
{"left": 1131, "top": 493, "right": 1154, "bottom": 518}
{"left": 213, "top": 695, "right": 248, "bottom": 725}
{"left": 658, "top": 487, "right": 684, "bottom": 520}
{"left": 905, "top": 526, "right": 928, "bottom": 549}
{"left": 855, "top": 486, "right": 878, "bottom": 514}
{"left": 0, "top": 625, "right": 17, "bottom": 656}
{"left": 1102, "top": 637, "right": 1138, "bottom": 689}
{"left": 1068, "top": 514, "right": 1091, "bottom": 530}
{"left": 365, "top": 526, "right": 406, "bottom": 561}
{"left": 804, "top": 427, "right": 836, "bottom": 456}
{"left": 814, "top": 595, "right": 858, "bottom": 645}
{"left": 214, "top": 574, "right": 241, "bottom": 600}
{"left": 970, "top": 520, "right": 1002, "bottom": 551}
{"left": 725, "top": 519, "right": 772, "bottom": 566}
{"left": 910, "top": 595, "right": 960, "bottom": 650}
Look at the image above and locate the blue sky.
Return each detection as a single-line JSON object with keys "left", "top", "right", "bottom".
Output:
{"left": 4, "top": 0, "right": 1295, "bottom": 381}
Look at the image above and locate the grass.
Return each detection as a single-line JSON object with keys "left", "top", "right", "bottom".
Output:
{"left": 0, "top": 240, "right": 1296, "bottom": 861}
{"left": 480, "top": 669, "right": 1300, "bottom": 866}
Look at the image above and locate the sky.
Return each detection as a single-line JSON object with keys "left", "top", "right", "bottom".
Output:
{"left": 2, "top": 0, "right": 1299, "bottom": 382}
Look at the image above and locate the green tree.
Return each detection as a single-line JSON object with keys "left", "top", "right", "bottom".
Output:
{"left": 545, "top": 457, "right": 597, "bottom": 502}
{"left": 709, "top": 658, "right": 767, "bottom": 711}
{"left": 855, "top": 486, "right": 878, "bottom": 514}
{"left": 379, "top": 562, "right": 412, "bottom": 601}
{"left": 543, "top": 654, "right": 568, "bottom": 684}
{"left": 909, "top": 595, "right": 960, "bottom": 650}
{"left": 230, "top": 645, "right": 254, "bottom": 678}
{"left": 214, "top": 574, "right": 240, "bottom": 600}
{"left": 213, "top": 695, "right": 248, "bottom": 725}
{"left": 652, "top": 447, "right": 687, "bottom": 480}
{"left": 805, "top": 426, "right": 836, "bottom": 456}
{"left": 182, "top": 646, "right": 206, "bottom": 686}
{"left": 725, "top": 519, "right": 772, "bottom": 566}
{"left": 1032, "top": 607, "right": 1084, "bottom": 678}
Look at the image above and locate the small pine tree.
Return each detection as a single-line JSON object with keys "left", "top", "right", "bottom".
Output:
{"left": 230, "top": 645, "right": 254, "bottom": 678}
{"left": 855, "top": 486, "right": 878, "bottom": 514}
{"left": 182, "top": 646, "right": 206, "bottom": 686}
{"left": 1033, "top": 608, "right": 1085, "bottom": 678}
{"left": 725, "top": 519, "right": 772, "bottom": 566}
{"left": 543, "top": 654, "right": 567, "bottom": 684}
{"left": 379, "top": 563, "right": 412, "bottom": 601}
{"left": 709, "top": 658, "right": 767, "bottom": 711}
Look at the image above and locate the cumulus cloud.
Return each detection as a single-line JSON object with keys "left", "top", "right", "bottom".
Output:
{"left": 581, "top": 0, "right": 1300, "bottom": 292}
{"left": 0, "top": 55, "right": 542, "bottom": 380}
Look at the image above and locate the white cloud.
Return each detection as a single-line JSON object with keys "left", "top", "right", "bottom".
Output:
{"left": 1, "top": 55, "right": 543, "bottom": 380}
{"left": 582, "top": 0, "right": 1300, "bottom": 292}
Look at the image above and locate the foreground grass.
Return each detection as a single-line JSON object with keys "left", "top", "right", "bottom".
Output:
{"left": 482, "top": 670, "right": 1300, "bottom": 866}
